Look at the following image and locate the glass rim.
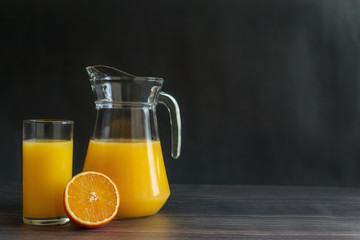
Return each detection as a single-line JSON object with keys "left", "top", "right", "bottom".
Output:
{"left": 23, "top": 119, "right": 74, "bottom": 124}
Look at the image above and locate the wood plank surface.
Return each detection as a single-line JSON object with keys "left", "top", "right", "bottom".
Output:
{"left": 1, "top": 183, "right": 360, "bottom": 239}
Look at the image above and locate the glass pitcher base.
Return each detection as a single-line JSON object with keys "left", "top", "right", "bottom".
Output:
{"left": 115, "top": 210, "right": 160, "bottom": 219}
{"left": 115, "top": 197, "right": 169, "bottom": 218}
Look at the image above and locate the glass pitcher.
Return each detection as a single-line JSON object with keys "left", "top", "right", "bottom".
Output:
{"left": 82, "top": 65, "right": 181, "bottom": 218}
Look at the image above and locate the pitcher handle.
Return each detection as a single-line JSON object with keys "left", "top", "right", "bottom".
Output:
{"left": 158, "top": 91, "right": 181, "bottom": 159}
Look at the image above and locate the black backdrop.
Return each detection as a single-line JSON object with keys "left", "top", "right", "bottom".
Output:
{"left": 2, "top": 0, "right": 360, "bottom": 186}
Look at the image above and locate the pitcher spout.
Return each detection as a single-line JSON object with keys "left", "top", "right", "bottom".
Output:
{"left": 86, "top": 65, "right": 135, "bottom": 81}
{"left": 87, "top": 65, "right": 164, "bottom": 107}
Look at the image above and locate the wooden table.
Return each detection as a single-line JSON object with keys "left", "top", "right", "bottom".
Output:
{"left": 1, "top": 183, "right": 360, "bottom": 239}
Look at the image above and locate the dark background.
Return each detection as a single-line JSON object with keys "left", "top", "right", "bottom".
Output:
{"left": 2, "top": 0, "right": 360, "bottom": 186}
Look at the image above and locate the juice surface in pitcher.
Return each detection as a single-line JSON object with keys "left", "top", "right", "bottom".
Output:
{"left": 83, "top": 139, "right": 170, "bottom": 218}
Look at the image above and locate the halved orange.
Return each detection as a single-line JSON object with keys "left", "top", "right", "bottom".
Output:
{"left": 64, "top": 171, "right": 120, "bottom": 228}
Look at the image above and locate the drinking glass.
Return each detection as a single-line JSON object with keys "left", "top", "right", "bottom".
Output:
{"left": 22, "top": 120, "right": 73, "bottom": 225}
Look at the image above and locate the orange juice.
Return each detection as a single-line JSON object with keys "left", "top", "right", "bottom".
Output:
{"left": 83, "top": 139, "right": 170, "bottom": 218}
{"left": 22, "top": 140, "right": 73, "bottom": 219}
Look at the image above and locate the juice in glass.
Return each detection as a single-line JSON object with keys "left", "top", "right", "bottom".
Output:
{"left": 23, "top": 140, "right": 73, "bottom": 220}
{"left": 83, "top": 139, "right": 170, "bottom": 218}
